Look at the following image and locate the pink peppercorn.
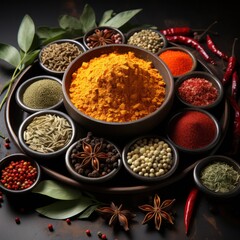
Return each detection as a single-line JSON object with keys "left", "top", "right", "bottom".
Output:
{"left": 48, "top": 224, "right": 54, "bottom": 231}
{"left": 177, "top": 77, "right": 218, "bottom": 106}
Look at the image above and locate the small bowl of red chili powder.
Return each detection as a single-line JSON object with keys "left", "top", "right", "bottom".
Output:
{"left": 0, "top": 153, "right": 41, "bottom": 195}
{"left": 175, "top": 71, "right": 224, "bottom": 109}
{"left": 167, "top": 108, "right": 221, "bottom": 154}
{"left": 158, "top": 46, "right": 197, "bottom": 78}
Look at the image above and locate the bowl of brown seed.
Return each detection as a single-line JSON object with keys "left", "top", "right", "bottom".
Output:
{"left": 65, "top": 132, "right": 123, "bottom": 183}
{"left": 18, "top": 109, "right": 77, "bottom": 160}
{"left": 39, "top": 39, "right": 86, "bottom": 75}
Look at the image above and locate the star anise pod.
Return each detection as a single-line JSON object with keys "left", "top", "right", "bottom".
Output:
{"left": 96, "top": 202, "right": 136, "bottom": 231}
{"left": 73, "top": 140, "right": 109, "bottom": 171}
{"left": 138, "top": 194, "right": 175, "bottom": 231}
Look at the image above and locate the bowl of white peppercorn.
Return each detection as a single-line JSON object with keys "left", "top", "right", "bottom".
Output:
{"left": 122, "top": 135, "right": 179, "bottom": 182}
{"left": 126, "top": 27, "right": 167, "bottom": 55}
{"left": 15, "top": 75, "right": 63, "bottom": 113}
{"left": 39, "top": 39, "right": 86, "bottom": 75}
{"left": 18, "top": 109, "right": 77, "bottom": 161}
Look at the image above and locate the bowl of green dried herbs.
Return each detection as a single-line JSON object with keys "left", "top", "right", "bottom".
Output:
{"left": 193, "top": 155, "right": 240, "bottom": 199}
{"left": 15, "top": 75, "right": 63, "bottom": 113}
{"left": 18, "top": 110, "right": 77, "bottom": 160}
{"left": 39, "top": 39, "right": 86, "bottom": 75}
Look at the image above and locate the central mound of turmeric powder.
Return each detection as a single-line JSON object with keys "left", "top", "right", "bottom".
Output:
{"left": 69, "top": 51, "right": 166, "bottom": 122}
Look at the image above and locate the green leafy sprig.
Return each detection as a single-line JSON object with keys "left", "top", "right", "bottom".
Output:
{"left": 0, "top": 4, "right": 143, "bottom": 110}
{"left": 32, "top": 180, "right": 102, "bottom": 219}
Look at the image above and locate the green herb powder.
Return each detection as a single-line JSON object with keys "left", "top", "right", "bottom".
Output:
{"left": 200, "top": 161, "right": 240, "bottom": 193}
{"left": 23, "top": 79, "right": 62, "bottom": 109}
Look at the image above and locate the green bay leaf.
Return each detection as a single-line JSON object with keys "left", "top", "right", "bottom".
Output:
{"left": 78, "top": 204, "right": 99, "bottom": 219}
{"left": 98, "top": 10, "right": 114, "bottom": 26}
{"left": 32, "top": 180, "right": 82, "bottom": 200}
{"left": 0, "top": 43, "right": 21, "bottom": 67}
{"left": 35, "top": 198, "right": 93, "bottom": 219}
{"left": 79, "top": 4, "right": 97, "bottom": 33}
{"left": 17, "top": 14, "right": 35, "bottom": 53}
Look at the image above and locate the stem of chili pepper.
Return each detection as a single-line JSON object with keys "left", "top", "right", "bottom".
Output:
{"left": 222, "top": 38, "right": 238, "bottom": 86}
{"left": 206, "top": 34, "right": 229, "bottom": 61}
{"left": 231, "top": 70, "right": 240, "bottom": 99}
{"left": 166, "top": 35, "right": 216, "bottom": 65}
{"left": 184, "top": 187, "right": 199, "bottom": 235}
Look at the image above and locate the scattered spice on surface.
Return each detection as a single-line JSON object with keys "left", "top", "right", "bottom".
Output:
{"left": 200, "top": 161, "right": 240, "bottom": 193}
{"left": 168, "top": 110, "right": 217, "bottom": 150}
{"left": 40, "top": 41, "right": 83, "bottom": 72}
{"left": 85, "top": 229, "right": 91, "bottom": 236}
{"left": 127, "top": 29, "right": 165, "bottom": 53}
{"left": 177, "top": 77, "right": 218, "bottom": 106}
{"left": 96, "top": 202, "right": 136, "bottom": 231}
{"left": 126, "top": 137, "right": 174, "bottom": 177}
{"left": 85, "top": 27, "right": 124, "bottom": 49}
{"left": 48, "top": 223, "right": 54, "bottom": 231}
{"left": 15, "top": 217, "right": 21, "bottom": 224}
{"left": 23, "top": 114, "right": 72, "bottom": 153}
{"left": 138, "top": 194, "right": 175, "bottom": 231}
{"left": 65, "top": 218, "right": 71, "bottom": 225}
{"left": 69, "top": 51, "right": 166, "bottom": 122}
{"left": 0, "top": 159, "right": 38, "bottom": 190}
{"left": 22, "top": 79, "right": 63, "bottom": 109}
{"left": 159, "top": 49, "right": 194, "bottom": 77}
{"left": 69, "top": 132, "right": 121, "bottom": 178}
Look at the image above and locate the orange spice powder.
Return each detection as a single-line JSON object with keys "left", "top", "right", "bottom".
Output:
{"left": 159, "top": 49, "right": 193, "bottom": 77}
{"left": 69, "top": 51, "right": 166, "bottom": 122}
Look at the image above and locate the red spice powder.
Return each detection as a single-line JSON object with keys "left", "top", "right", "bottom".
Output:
{"left": 169, "top": 110, "right": 217, "bottom": 149}
{"left": 178, "top": 78, "right": 218, "bottom": 106}
{"left": 159, "top": 49, "right": 193, "bottom": 76}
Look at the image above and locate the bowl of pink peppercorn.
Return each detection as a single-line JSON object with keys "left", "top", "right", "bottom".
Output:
{"left": 0, "top": 153, "right": 41, "bottom": 195}
{"left": 175, "top": 71, "right": 224, "bottom": 110}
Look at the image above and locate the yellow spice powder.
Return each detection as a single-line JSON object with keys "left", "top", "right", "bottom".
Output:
{"left": 69, "top": 51, "right": 166, "bottom": 122}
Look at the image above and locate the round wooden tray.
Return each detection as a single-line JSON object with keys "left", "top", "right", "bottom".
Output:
{"left": 5, "top": 42, "right": 230, "bottom": 195}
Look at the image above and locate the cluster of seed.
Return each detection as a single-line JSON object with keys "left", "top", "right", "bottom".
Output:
{"left": 127, "top": 29, "right": 165, "bottom": 54}
{"left": 40, "top": 42, "right": 83, "bottom": 72}
{"left": 126, "top": 137, "right": 173, "bottom": 177}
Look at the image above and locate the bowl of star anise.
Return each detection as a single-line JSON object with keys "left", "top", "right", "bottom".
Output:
{"left": 65, "top": 132, "right": 123, "bottom": 183}
{"left": 83, "top": 26, "right": 126, "bottom": 49}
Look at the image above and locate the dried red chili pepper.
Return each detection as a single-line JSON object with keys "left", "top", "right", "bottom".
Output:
{"left": 184, "top": 187, "right": 199, "bottom": 235}
{"left": 222, "top": 38, "right": 238, "bottom": 86}
{"left": 227, "top": 95, "right": 240, "bottom": 156}
{"left": 166, "top": 35, "right": 216, "bottom": 65}
{"left": 206, "top": 34, "right": 229, "bottom": 61}
{"left": 231, "top": 70, "right": 240, "bottom": 99}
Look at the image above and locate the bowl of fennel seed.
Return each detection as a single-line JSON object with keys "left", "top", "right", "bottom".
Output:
{"left": 18, "top": 109, "right": 77, "bottom": 160}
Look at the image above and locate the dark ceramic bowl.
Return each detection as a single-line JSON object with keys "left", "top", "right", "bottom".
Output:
{"left": 83, "top": 26, "right": 126, "bottom": 49}
{"left": 0, "top": 153, "right": 41, "bottom": 194}
{"left": 126, "top": 27, "right": 167, "bottom": 55}
{"left": 166, "top": 108, "right": 221, "bottom": 154}
{"left": 175, "top": 71, "right": 224, "bottom": 109}
{"left": 158, "top": 46, "right": 197, "bottom": 78}
{"left": 15, "top": 75, "right": 63, "bottom": 113}
{"left": 62, "top": 44, "right": 174, "bottom": 138}
{"left": 39, "top": 39, "right": 86, "bottom": 75}
{"left": 18, "top": 110, "right": 77, "bottom": 160}
{"left": 122, "top": 135, "right": 179, "bottom": 182}
{"left": 193, "top": 155, "right": 240, "bottom": 199}
{"left": 65, "top": 133, "right": 122, "bottom": 183}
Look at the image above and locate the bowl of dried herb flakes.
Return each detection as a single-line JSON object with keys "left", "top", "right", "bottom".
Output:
{"left": 62, "top": 44, "right": 174, "bottom": 139}
{"left": 39, "top": 39, "right": 86, "bottom": 75}
{"left": 193, "top": 155, "right": 240, "bottom": 199}
{"left": 18, "top": 110, "right": 77, "bottom": 160}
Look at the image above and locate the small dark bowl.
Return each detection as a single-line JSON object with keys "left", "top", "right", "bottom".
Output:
{"left": 166, "top": 108, "right": 221, "bottom": 154}
{"left": 158, "top": 46, "right": 197, "bottom": 78}
{"left": 39, "top": 39, "right": 86, "bottom": 75}
{"left": 126, "top": 27, "right": 167, "bottom": 55}
{"left": 83, "top": 26, "right": 125, "bottom": 50}
{"left": 193, "top": 155, "right": 240, "bottom": 199}
{"left": 18, "top": 110, "right": 77, "bottom": 160}
{"left": 62, "top": 44, "right": 174, "bottom": 138}
{"left": 122, "top": 135, "right": 179, "bottom": 182}
{"left": 15, "top": 75, "right": 63, "bottom": 113}
{"left": 0, "top": 153, "right": 41, "bottom": 194}
{"left": 175, "top": 71, "right": 224, "bottom": 109}
{"left": 65, "top": 134, "right": 122, "bottom": 183}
